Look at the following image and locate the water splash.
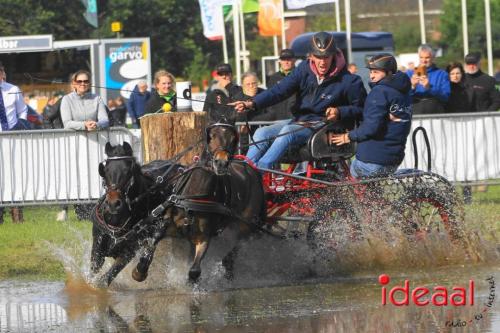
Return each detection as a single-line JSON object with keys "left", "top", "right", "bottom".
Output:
{"left": 43, "top": 189, "right": 500, "bottom": 294}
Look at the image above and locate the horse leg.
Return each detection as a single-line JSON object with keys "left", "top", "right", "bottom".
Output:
{"left": 222, "top": 246, "right": 238, "bottom": 281}
{"left": 132, "top": 217, "right": 170, "bottom": 282}
{"left": 90, "top": 226, "right": 107, "bottom": 274}
{"left": 189, "top": 239, "right": 210, "bottom": 282}
{"left": 219, "top": 221, "right": 241, "bottom": 280}
{"left": 132, "top": 238, "right": 158, "bottom": 282}
{"left": 98, "top": 253, "right": 134, "bottom": 287}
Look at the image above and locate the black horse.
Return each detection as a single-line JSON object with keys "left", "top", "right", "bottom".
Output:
{"left": 91, "top": 142, "right": 183, "bottom": 287}
{"left": 159, "top": 122, "right": 267, "bottom": 281}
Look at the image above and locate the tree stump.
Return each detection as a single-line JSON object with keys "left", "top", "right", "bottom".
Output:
{"left": 141, "top": 112, "right": 207, "bottom": 165}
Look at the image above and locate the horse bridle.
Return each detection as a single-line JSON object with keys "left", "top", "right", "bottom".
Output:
{"left": 205, "top": 122, "right": 239, "bottom": 158}
{"left": 102, "top": 155, "right": 138, "bottom": 211}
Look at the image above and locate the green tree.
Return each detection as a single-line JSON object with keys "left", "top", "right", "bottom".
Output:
{"left": 100, "top": 0, "right": 221, "bottom": 86}
{"left": 0, "top": 0, "right": 224, "bottom": 87}
{"left": 0, "top": 0, "right": 98, "bottom": 39}
{"left": 440, "top": 0, "right": 500, "bottom": 60}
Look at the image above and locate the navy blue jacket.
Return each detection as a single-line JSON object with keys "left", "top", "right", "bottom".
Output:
{"left": 344, "top": 71, "right": 412, "bottom": 166}
{"left": 127, "top": 85, "right": 151, "bottom": 121}
{"left": 254, "top": 53, "right": 366, "bottom": 122}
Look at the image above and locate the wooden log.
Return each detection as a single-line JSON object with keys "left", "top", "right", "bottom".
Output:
{"left": 141, "top": 112, "right": 207, "bottom": 165}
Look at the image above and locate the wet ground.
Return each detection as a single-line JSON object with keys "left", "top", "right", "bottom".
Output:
{"left": 1, "top": 234, "right": 500, "bottom": 333}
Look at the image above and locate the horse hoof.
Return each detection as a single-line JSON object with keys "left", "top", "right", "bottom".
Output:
{"left": 188, "top": 269, "right": 201, "bottom": 282}
{"left": 132, "top": 268, "right": 148, "bottom": 282}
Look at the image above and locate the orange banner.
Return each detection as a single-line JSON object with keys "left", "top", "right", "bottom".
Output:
{"left": 258, "top": 0, "right": 282, "bottom": 36}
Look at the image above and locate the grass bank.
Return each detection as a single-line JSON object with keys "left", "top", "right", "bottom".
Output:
{"left": 0, "top": 206, "right": 92, "bottom": 280}
{"left": 0, "top": 185, "right": 499, "bottom": 281}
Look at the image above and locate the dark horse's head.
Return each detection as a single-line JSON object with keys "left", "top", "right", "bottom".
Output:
{"left": 205, "top": 122, "right": 239, "bottom": 175}
{"left": 98, "top": 142, "right": 139, "bottom": 222}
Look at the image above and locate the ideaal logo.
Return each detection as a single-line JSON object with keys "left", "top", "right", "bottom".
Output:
{"left": 379, "top": 274, "right": 474, "bottom": 306}
{"left": 378, "top": 274, "right": 496, "bottom": 328}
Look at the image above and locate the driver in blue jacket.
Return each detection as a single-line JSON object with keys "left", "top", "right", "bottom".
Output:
{"left": 330, "top": 54, "right": 412, "bottom": 178}
{"left": 233, "top": 31, "right": 366, "bottom": 169}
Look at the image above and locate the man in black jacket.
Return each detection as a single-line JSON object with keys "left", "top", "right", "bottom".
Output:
{"left": 464, "top": 52, "right": 500, "bottom": 111}
{"left": 203, "top": 63, "right": 242, "bottom": 124}
{"left": 266, "top": 49, "right": 296, "bottom": 120}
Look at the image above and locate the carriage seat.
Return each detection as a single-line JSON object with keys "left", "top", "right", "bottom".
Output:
{"left": 279, "top": 120, "right": 356, "bottom": 164}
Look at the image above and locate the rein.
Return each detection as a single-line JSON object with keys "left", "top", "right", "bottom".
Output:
{"left": 129, "top": 138, "right": 203, "bottom": 206}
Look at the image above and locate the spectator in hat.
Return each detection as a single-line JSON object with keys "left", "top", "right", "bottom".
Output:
{"left": 0, "top": 61, "right": 28, "bottom": 224}
{"left": 265, "top": 49, "right": 297, "bottom": 121}
{"left": 203, "top": 63, "right": 242, "bottom": 124}
{"left": 463, "top": 52, "right": 500, "bottom": 112}
{"left": 406, "top": 44, "right": 450, "bottom": 114}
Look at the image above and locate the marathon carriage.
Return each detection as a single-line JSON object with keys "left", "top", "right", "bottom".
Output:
{"left": 91, "top": 120, "right": 463, "bottom": 286}
{"left": 248, "top": 121, "right": 463, "bottom": 250}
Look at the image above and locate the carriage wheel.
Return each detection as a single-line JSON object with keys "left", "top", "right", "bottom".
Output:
{"left": 394, "top": 186, "right": 463, "bottom": 241}
{"left": 307, "top": 198, "right": 361, "bottom": 254}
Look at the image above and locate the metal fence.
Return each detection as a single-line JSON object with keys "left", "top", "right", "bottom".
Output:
{"left": 0, "top": 128, "right": 141, "bottom": 207}
{"left": 1, "top": 113, "right": 499, "bottom": 207}
{"left": 235, "top": 112, "right": 500, "bottom": 184}
{"left": 401, "top": 112, "right": 500, "bottom": 184}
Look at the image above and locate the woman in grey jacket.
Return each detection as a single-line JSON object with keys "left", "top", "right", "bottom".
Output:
{"left": 60, "top": 70, "right": 109, "bottom": 130}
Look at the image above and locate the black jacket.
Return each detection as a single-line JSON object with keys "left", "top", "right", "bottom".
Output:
{"left": 446, "top": 81, "right": 474, "bottom": 113}
{"left": 144, "top": 90, "right": 177, "bottom": 114}
{"left": 265, "top": 70, "right": 295, "bottom": 120}
{"left": 233, "top": 87, "right": 274, "bottom": 122}
{"left": 464, "top": 70, "right": 500, "bottom": 111}
{"left": 203, "top": 82, "right": 242, "bottom": 124}
{"left": 42, "top": 98, "right": 63, "bottom": 129}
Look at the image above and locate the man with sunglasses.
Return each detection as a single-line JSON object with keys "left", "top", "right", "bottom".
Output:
{"left": 60, "top": 70, "right": 109, "bottom": 131}
{"left": 203, "top": 63, "right": 242, "bottom": 124}
{"left": 233, "top": 32, "right": 366, "bottom": 169}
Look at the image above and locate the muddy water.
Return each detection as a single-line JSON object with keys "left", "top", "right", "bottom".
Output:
{"left": 1, "top": 266, "right": 500, "bottom": 332}
{"left": 1, "top": 233, "right": 500, "bottom": 333}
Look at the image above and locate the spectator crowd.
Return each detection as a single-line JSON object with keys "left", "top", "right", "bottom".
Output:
{"left": 1, "top": 37, "right": 500, "bottom": 223}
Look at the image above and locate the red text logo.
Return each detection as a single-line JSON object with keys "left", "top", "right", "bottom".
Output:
{"left": 379, "top": 274, "right": 474, "bottom": 306}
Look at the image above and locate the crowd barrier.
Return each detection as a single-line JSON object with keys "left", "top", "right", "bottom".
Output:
{"left": 0, "top": 113, "right": 498, "bottom": 207}
{"left": 235, "top": 111, "right": 500, "bottom": 184}
{"left": 0, "top": 128, "right": 141, "bottom": 207}
{"left": 401, "top": 112, "right": 500, "bottom": 184}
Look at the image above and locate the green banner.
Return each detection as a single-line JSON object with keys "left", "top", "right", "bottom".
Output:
{"left": 243, "top": 0, "right": 259, "bottom": 13}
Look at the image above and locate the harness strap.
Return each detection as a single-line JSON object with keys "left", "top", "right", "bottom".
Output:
{"left": 175, "top": 198, "right": 233, "bottom": 216}
{"left": 94, "top": 197, "right": 134, "bottom": 237}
